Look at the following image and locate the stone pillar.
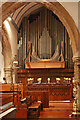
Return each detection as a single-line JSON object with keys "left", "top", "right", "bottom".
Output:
{"left": 4, "top": 68, "right": 13, "bottom": 83}
{"left": 4, "top": 68, "right": 18, "bottom": 84}
{"left": 13, "top": 70, "right": 16, "bottom": 84}
{"left": 13, "top": 69, "right": 17, "bottom": 83}
{"left": 73, "top": 57, "right": 80, "bottom": 114}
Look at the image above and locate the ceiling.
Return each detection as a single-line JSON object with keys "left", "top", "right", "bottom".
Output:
{"left": 3, "top": 2, "right": 43, "bottom": 29}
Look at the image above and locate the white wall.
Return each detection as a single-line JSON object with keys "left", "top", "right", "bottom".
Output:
{"left": 0, "top": 40, "right": 4, "bottom": 83}
{"left": 4, "top": 19, "right": 18, "bottom": 58}
{"left": 60, "top": 2, "right": 78, "bottom": 30}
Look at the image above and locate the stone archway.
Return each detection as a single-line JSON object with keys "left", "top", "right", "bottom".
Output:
{"left": 2, "top": 2, "right": 80, "bottom": 57}
{"left": 1, "top": 1, "right": 80, "bottom": 112}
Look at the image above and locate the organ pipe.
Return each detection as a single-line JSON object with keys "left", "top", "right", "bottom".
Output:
{"left": 45, "top": 9, "right": 47, "bottom": 28}
{"left": 48, "top": 10, "right": 49, "bottom": 32}
{"left": 36, "top": 18, "right": 38, "bottom": 54}
{"left": 50, "top": 11, "right": 52, "bottom": 37}
{"left": 28, "top": 20, "right": 29, "bottom": 42}
{"left": 24, "top": 18, "right": 27, "bottom": 58}
{"left": 40, "top": 12, "right": 41, "bottom": 36}
{"left": 18, "top": 7, "right": 73, "bottom": 69}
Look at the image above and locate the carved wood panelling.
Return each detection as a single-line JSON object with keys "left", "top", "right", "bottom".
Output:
{"left": 26, "top": 85, "right": 73, "bottom": 101}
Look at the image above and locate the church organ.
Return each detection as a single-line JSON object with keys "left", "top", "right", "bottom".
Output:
{"left": 17, "top": 7, "right": 73, "bottom": 69}
{"left": 17, "top": 7, "right": 74, "bottom": 104}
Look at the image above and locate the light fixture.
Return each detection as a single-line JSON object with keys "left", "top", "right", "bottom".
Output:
{"left": 27, "top": 78, "right": 34, "bottom": 81}
{"left": 37, "top": 78, "right": 42, "bottom": 81}
{"left": 47, "top": 78, "right": 50, "bottom": 81}
{"left": 56, "top": 78, "right": 60, "bottom": 81}
{"left": 47, "top": 78, "right": 50, "bottom": 83}
{"left": 37, "top": 78, "right": 42, "bottom": 83}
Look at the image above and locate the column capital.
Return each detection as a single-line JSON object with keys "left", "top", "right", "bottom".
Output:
{"left": 73, "top": 57, "right": 80, "bottom": 63}
{"left": 4, "top": 67, "right": 13, "bottom": 72}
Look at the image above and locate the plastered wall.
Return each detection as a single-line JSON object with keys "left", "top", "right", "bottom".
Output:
{"left": 4, "top": 19, "right": 18, "bottom": 57}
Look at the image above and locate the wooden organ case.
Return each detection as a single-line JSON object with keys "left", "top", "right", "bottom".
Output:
{"left": 17, "top": 68, "right": 74, "bottom": 105}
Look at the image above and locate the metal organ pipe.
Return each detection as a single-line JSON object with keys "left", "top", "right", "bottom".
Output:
{"left": 17, "top": 7, "right": 73, "bottom": 69}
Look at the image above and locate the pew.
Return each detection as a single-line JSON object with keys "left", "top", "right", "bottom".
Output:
{"left": 18, "top": 95, "right": 42, "bottom": 119}
{"left": 0, "top": 83, "right": 40, "bottom": 119}
{"left": 0, "top": 108, "right": 16, "bottom": 119}
{"left": 26, "top": 95, "right": 42, "bottom": 119}
{"left": 27, "top": 102, "right": 41, "bottom": 119}
{"left": 16, "top": 90, "right": 42, "bottom": 119}
{"left": 0, "top": 92, "right": 16, "bottom": 119}
{"left": 0, "top": 83, "right": 23, "bottom": 119}
{"left": 16, "top": 97, "right": 28, "bottom": 118}
{"left": 25, "top": 91, "right": 49, "bottom": 108}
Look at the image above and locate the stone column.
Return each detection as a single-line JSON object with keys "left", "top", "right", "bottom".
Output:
{"left": 13, "top": 68, "right": 18, "bottom": 83}
{"left": 4, "top": 67, "right": 17, "bottom": 84}
{"left": 4, "top": 68, "right": 13, "bottom": 83}
{"left": 73, "top": 57, "right": 80, "bottom": 114}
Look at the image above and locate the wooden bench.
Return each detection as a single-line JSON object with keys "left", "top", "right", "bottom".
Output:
{"left": 25, "top": 91, "right": 49, "bottom": 108}
{"left": 0, "top": 93, "right": 16, "bottom": 119}
{"left": 25, "top": 96, "right": 42, "bottom": 119}
{"left": 0, "top": 83, "right": 24, "bottom": 119}
{"left": 0, "top": 83, "right": 43, "bottom": 119}
{"left": 0, "top": 108, "right": 16, "bottom": 119}
{"left": 20, "top": 95, "right": 42, "bottom": 119}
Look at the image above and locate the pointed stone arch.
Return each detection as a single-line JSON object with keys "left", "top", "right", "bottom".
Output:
{"left": 2, "top": 2, "right": 79, "bottom": 57}
{"left": 40, "top": 2, "right": 79, "bottom": 58}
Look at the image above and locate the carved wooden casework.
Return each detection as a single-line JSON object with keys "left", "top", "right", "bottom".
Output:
{"left": 17, "top": 68, "right": 74, "bottom": 101}
{"left": 25, "top": 61, "right": 65, "bottom": 69}
{"left": 26, "top": 84, "right": 73, "bottom": 101}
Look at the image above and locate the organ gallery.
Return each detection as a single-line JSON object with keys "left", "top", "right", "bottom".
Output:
{"left": 0, "top": 2, "right": 80, "bottom": 119}
{"left": 17, "top": 7, "right": 73, "bottom": 69}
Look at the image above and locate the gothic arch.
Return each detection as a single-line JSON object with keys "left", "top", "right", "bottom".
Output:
{"left": 2, "top": 1, "right": 80, "bottom": 57}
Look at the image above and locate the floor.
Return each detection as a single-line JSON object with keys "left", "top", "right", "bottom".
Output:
{"left": 39, "top": 101, "right": 80, "bottom": 119}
